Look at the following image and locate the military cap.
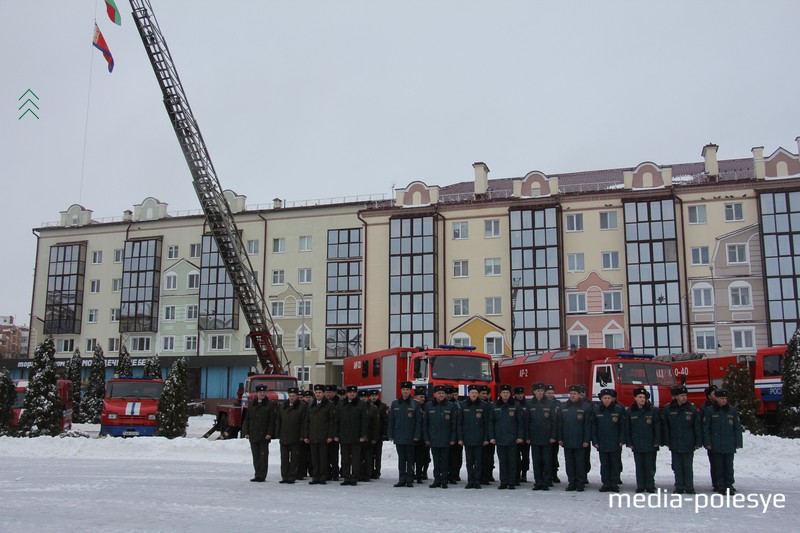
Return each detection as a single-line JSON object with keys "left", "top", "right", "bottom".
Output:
{"left": 415, "top": 386, "right": 427, "bottom": 396}
{"left": 358, "top": 390, "right": 369, "bottom": 397}
{"left": 325, "top": 384, "right": 338, "bottom": 392}
{"left": 545, "top": 384, "right": 555, "bottom": 392}
{"left": 467, "top": 384, "right": 480, "bottom": 392}
{"left": 445, "top": 385, "right": 455, "bottom": 394}
{"left": 255, "top": 384, "right": 267, "bottom": 392}
{"left": 303, "top": 390, "right": 314, "bottom": 397}
{"left": 513, "top": 386, "right": 525, "bottom": 395}
{"left": 288, "top": 387, "right": 299, "bottom": 395}
{"left": 369, "top": 389, "right": 380, "bottom": 396}
{"left": 704, "top": 385, "right": 718, "bottom": 396}
{"left": 479, "top": 385, "right": 491, "bottom": 393}
{"left": 532, "top": 382, "right": 546, "bottom": 391}
{"left": 314, "top": 384, "right": 325, "bottom": 392}
{"left": 568, "top": 384, "right": 581, "bottom": 393}
{"left": 346, "top": 385, "right": 358, "bottom": 393}
{"left": 577, "top": 384, "right": 587, "bottom": 393}
{"left": 671, "top": 385, "right": 688, "bottom": 396}
{"left": 499, "top": 384, "right": 512, "bottom": 392}
{"left": 433, "top": 385, "right": 446, "bottom": 393}
{"left": 715, "top": 389, "right": 729, "bottom": 398}
{"left": 598, "top": 388, "right": 616, "bottom": 399}
{"left": 400, "top": 381, "right": 413, "bottom": 389}
{"left": 337, "top": 388, "right": 347, "bottom": 395}
{"left": 632, "top": 387, "right": 650, "bottom": 399}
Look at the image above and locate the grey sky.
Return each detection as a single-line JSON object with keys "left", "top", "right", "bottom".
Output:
{"left": 2, "top": 0, "right": 798, "bottom": 327}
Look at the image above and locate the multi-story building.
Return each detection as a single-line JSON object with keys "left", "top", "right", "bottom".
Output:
{"left": 4, "top": 137, "right": 799, "bottom": 403}
{"left": 0, "top": 316, "right": 27, "bottom": 358}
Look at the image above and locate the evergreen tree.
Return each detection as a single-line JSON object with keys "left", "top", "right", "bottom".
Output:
{"left": 64, "top": 349, "right": 83, "bottom": 423}
{"left": 81, "top": 344, "right": 107, "bottom": 424}
{"left": 722, "top": 362, "right": 764, "bottom": 435}
{"left": 0, "top": 367, "right": 16, "bottom": 436}
{"left": 143, "top": 353, "right": 162, "bottom": 380}
{"left": 156, "top": 357, "right": 188, "bottom": 438}
{"left": 17, "top": 336, "right": 63, "bottom": 436}
{"left": 780, "top": 329, "right": 800, "bottom": 438}
{"left": 117, "top": 345, "right": 133, "bottom": 377}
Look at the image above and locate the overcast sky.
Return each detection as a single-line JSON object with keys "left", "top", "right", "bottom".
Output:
{"left": 1, "top": 0, "right": 799, "bottom": 328}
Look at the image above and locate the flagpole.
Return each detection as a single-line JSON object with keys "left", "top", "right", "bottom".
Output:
{"left": 79, "top": 5, "right": 98, "bottom": 205}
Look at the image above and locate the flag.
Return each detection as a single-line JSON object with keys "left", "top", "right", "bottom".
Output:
{"left": 93, "top": 23, "right": 115, "bottom": 73}
{"left": 105, "top": 0, "right": 122, "bottom": 26}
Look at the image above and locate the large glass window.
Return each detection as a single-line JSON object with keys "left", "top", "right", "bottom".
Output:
{"left": 120, "top": 239, "right": 161, "bottom": 333}
{"left": 44, "top": 243, "right": 86, "bottom": 334}
{"left": 199, "top": 235, "right": 239, "bottom": 330}
{"left": 326, "top": 228, "right": 363, "bottom": 358}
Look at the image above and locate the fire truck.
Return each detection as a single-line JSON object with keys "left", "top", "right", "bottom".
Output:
{"left": 752, "top": 345, "right": 785, "bottom": 422}
{"left": 100, "top": 377, "right": 165, "bottom": 437}
{"left": 127, "top": 0, "right": 298, "bottom": 439}
{"left": 12, "top": 379, "right": 74, "bottom": 432}
{"left": 656, "top": 352, "right": 747, "bottom": 407}
{"left": 343, "top": 346, "right": 496, "bottom": 400}
{"left": 497, "top": 348, "right": 676, "bottom": 407}
{"left": 210, "top": 373, "right": 296, "bottom": 439}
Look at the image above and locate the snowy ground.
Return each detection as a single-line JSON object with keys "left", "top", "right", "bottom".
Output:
{"left": 1, "top": 415, "right": 798, "bottom": 532}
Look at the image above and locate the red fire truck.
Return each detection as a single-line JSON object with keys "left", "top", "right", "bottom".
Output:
{"left": 752, "top": 345, "right": 785, "bottom": 421}
{"left": 343, "top": 345, "right": 496, "bottom": 400}
{"left": 212, "top": 374, "right": 298, "bottom": 439}
{"left": 657, "top": 353, "right": 747, "bottom": 407}
{"left": 100, "top": 377, "right": 164, "bottom": 437}
{"left": 497, "top": 348, "right": 676, "bottom": 407}
{"left": 12, "top": 379, "right": 74, "bottom": 432}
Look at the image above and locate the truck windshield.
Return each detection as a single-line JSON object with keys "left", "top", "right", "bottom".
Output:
{"left": 107, "top": 381, "right": 164, "bottom": 399}
{"left": 13, "top": 391, "right": 25, "bottom": 408}
{"left": 248, "top": 379, "right": 295, "bottom": 392}
{"left": 431, "top": 355, "right": 492, "bottom": 382}
{"left": 617, "top": 363, "right": 676, "bottom": 386}
{"left": 763, "top": 354, "right": 783, "bottom": 377}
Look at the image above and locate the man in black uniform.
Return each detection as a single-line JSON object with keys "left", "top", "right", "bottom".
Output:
{"left": 336, "top": 385, "right": 368, "bottom": 486}
{"left": 370, "top": 389, "right": 389, "bottom": 479}
{"left": 413, "top": 386, "right": 430, "bottom": 482}
{"left": 546, "top": 385, "right": 562, "bottom": 484}
{"left": 447, "top": 386, "right": 463, "bottom": 483}
{"left": 424, "top": 385, "right": 457, "bottom": 488}
{"left": 275, "top": 387, "right": 308, "bottom": 484}
{"left": 325, "top": 384, "right": 340, "bottom": 481}
{"left": 388, "top": 381, "right": 422, "bottom": 487}
{"left": 700, "top": 385, "right": 719, "bottom": 491}
{"left": 297, "top": 389, "right": 314, "bottom": 480}
{"left": 513, "top": 386, "right": 530, "bottom": 483}
{"left": 479, "top": 385, "right": 496, "bottom": 484}
{"left": 241, "top": 384, "right": 275, "bottom": 482}
{"left": 305, "top": 384, "right": 335, "bottom": 485}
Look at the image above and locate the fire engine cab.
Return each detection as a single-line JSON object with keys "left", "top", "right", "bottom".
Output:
{"left": 212, "top": 374, "right": 297, "bottom": 439}
{"left": 100, "top": 377, "right": 165, "bottom": 437}
{"left": 12, "top": 379, "right": 74, "bottom": 432}
{"left": 752, "top": 345, "right": 785, "bottom": 422}
{"left": 497, "top": 348, "right": 676, "bottom": 407}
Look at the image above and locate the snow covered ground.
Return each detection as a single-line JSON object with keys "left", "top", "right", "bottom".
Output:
{"left": 1, "top": 415, "right": 798, "bottom": 532}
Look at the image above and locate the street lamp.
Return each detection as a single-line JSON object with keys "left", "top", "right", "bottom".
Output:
{"left": 286, "top": 282, "right": 307, "bottom": 389}
{"left": 709, "top": 265, "right": 719, "bottom": 356}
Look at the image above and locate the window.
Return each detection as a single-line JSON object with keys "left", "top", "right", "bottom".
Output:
{"left": 86, "top": 338, "right": 97, "bottom": 352}
{"left": 112, "top": 278, "right": 122, "bottom": 292}
{"left": 568, "top": 333, "right": 588, "bottom": 348}
{"left": 92, "top": 250, "right": 103, "bottom": 264}
{"left": 114, "top": 249, "right": 123, "bottom": 263}
{"left": 272, "top": 238, "right": 285, "bottom": 253}
{"left": 453, "top": 260, "right": 469, "bottom": 278}
{"left": 453, "top": 298, "right": 469, "bottom": 316}
{"left": 485, "top": 335, "right": 503, "bottom": 355}
{"left": 271, "top": 301, "right": 284, "bottom": 317}
{"left": 185, "top": 335, "right": 197, "bottom": 351}
{"left": 44, "top": 243, "right": 86, "bottom": 335}
{"left": 727, "top": 244, "right": 748, "bottom": 265}
{"left": 130, "top": 336, "right": 151, "bottom": 352}
{"left": 604, "top": 332, "right": 624, "bottom": 349}
{"left": 691, "top": 246, "right": 709, "bottom": 265}
{"left": 294, "top": 366, "right": 311, "bottom": 382}
{"left": 199, "top": 237, "right": 239, "bottom": 331}
{"left": 731, "top": 328, "right": 755, "bottom": 351}
{"left": 108, "top": 337, "right": 119, "bottom": 352}
{"left": 209, "top": 334, "right": 230, "bottom": 351}
{"left": 244, "top": 336, "right": 254, "bottom": 350}
{"left": 162, "top": 336, "right": 175, "bottom": 351}
{"left": 164, "top": 273, "right": 177, "bottom": 290}
{"left": 567, "top": 253, "right": 584, "bottom": 273}
{"left": 566, "top": 213, "right": 583, "bottom": 232}
{"left": 688, "top": 205, "right": 707, "bottom": 224}
{"left": 167, "top": 245, "right": 179, "bottom": 259}
{"left": 327, "top": 228, "right": 362, "bottom": 259}
{"left": 110, "top": 308, "right": 120, "bottom": 322}
{"left": 299, "top": 235, "right": 312, "bottom": 252}
{"left": 163, "top": 305, "right": 176, "bottom": 321}
{"left": 600, "top": 211, "right": 618, "bottom": 230}
{"left": 247, "top": 239, "right": 259, "bottom": 255}
{"left": 298, "top": 268, "right": 312, "bottom": 284}
{"left": 296, "top": 330, "right": 310, "bottom": 350}
{"left": 486, "top": 297, "right": 501, "bottom": 315}
{"left": 603, "top": 292, "right": 622, "bottom": 312}
{"left": 87, "top": 309, "right": 98, "bottom": 323}
{"left": 452, "top": 334, "right": 471, "bottom": 348}
{"left": 602, "top": 251, "right": 620, "bottom": 270}
{"left": 297, "top": 300, "right": 312, "bottom": 317}
{"left": 453, "top": 221, "right": 469, "bottom": 240}
{"left": 567, "top": 293, "right": 586, "bottom": 313}
{"left": 695, "top": 329, "right": 717, "bottom": 353}
{"left": 190, "top": 243, "right": 201, "bottom": 258}
{"left": 187, "top": 272, "right": 200, "bottom": 289}
{"left": 692, "top": 285, "right": 713, "bottom": 308}
{"left": 57, "top": 338, "right": 75, "bottom": 353}
{"left": 729, "top": 283, "right": 752, "bottom": 308}
{"left": 90, "top": 279, "right": 101, "bottom": 293}
{"left": 484, "top": 258, "right": 501, "bottom": 276}
{"left": 725, "top": 203, "right": 744, "bottom": 222}
{"left": 272, "top": 269, "right": 285, "bottom": 285}
{"left": 373, "top": 358, "right": 381, "bottom": 377}
{"left": 186, "top": 305, "right": 198, "bottom": 320}
{"left": 484, "top": 219, "right": 500, "bottom": 238}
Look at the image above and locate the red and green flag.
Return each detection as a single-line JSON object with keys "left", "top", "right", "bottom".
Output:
{"left": 105, "top": 0, "right": 122, "bottom": 26}
{"left": 93, "top": 23, "right": 115, "bottom": 73}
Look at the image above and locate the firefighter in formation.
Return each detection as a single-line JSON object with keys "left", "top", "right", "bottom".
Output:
{"left": 244, "top": 382, "right": 743, "bottom": 494}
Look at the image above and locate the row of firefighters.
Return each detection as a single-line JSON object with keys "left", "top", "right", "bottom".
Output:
{"left": 241, "top": 381, "right": 743, "bottom": 495}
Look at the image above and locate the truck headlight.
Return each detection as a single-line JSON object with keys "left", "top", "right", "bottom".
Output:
{"left": 108, "top": 414, "right": 118, "bottom": 420}
{"left": 147, "top": 414, "right": 156, "bottom": 420}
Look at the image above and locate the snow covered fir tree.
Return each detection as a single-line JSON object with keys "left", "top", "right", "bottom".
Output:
{"left": 780, "top": 329, "right": 800, "bottom": 438}
{"left": 17, "top": 336, "right": 63, "bottom": 437}
{"left": 116, "top": 345, "right": 133, "bottom": 378}
{"left": 0, "top": 367, "right": 16, "bottom": 435}
{"left": 723, "top": 362, "right": 764, "bottom": 435}
{"left": 81, "top": 344, "right": 107, "bottom": 424}
{"left": 143, "top": 354, "right": 162, "bottom": 380}
{"left": 157, "top": 357, "right": 188, "bottom": 438}
{"left": 64, "top": 349, "right": 83, "bottom": 423}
